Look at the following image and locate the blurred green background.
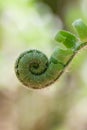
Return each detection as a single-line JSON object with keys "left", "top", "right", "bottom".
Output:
{"left": 0, "top": 0, "right": 87, "bottom": 130}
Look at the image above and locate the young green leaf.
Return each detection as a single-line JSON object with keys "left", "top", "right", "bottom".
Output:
{"left": 15, "top": 19, "right": 87, "bottom": 89}
{"left": 72, "top": 19, "right": 87, "bottom": 42}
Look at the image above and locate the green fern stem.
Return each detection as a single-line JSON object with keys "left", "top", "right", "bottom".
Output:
{"left": 15, "top": 19, "right": 87, "bottom": 89}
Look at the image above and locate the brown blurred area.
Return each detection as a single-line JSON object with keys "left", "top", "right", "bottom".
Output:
{"left": 0, "top": 89, "right": 17, "bottom": 130}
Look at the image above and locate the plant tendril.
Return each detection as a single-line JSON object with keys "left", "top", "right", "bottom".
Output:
{"left": 15, "top": 19, "right": 87, "bottom": 89}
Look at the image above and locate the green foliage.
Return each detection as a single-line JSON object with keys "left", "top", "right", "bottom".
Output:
{"left": 73, "top": 19, "right": 87, "bottom": 42}
{"left": 15, "top": 19, "right": 87, "bottom": 89}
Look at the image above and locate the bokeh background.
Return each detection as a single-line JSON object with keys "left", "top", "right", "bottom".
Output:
{"left": 0, "top": 0, "right": 87, "bottom": 130}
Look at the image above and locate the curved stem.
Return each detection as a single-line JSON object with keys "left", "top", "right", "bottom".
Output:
{"left": 56, "top": 42, "right": 87, "bottom": 80}
{"left": 76, "top": 42, "right": 87, "bottom": 51}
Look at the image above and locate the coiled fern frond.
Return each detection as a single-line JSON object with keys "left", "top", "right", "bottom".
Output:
{"left": 15, "top": 19, "right": 87, "bottom": 89}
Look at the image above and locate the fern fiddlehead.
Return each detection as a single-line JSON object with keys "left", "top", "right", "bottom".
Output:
{"left": 15, "top": 19, "right": 87, "bottom": 89}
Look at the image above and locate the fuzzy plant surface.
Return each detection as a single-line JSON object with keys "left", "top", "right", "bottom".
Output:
{"left": 15, "top": 19, "right": 87, "bottom": 89}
